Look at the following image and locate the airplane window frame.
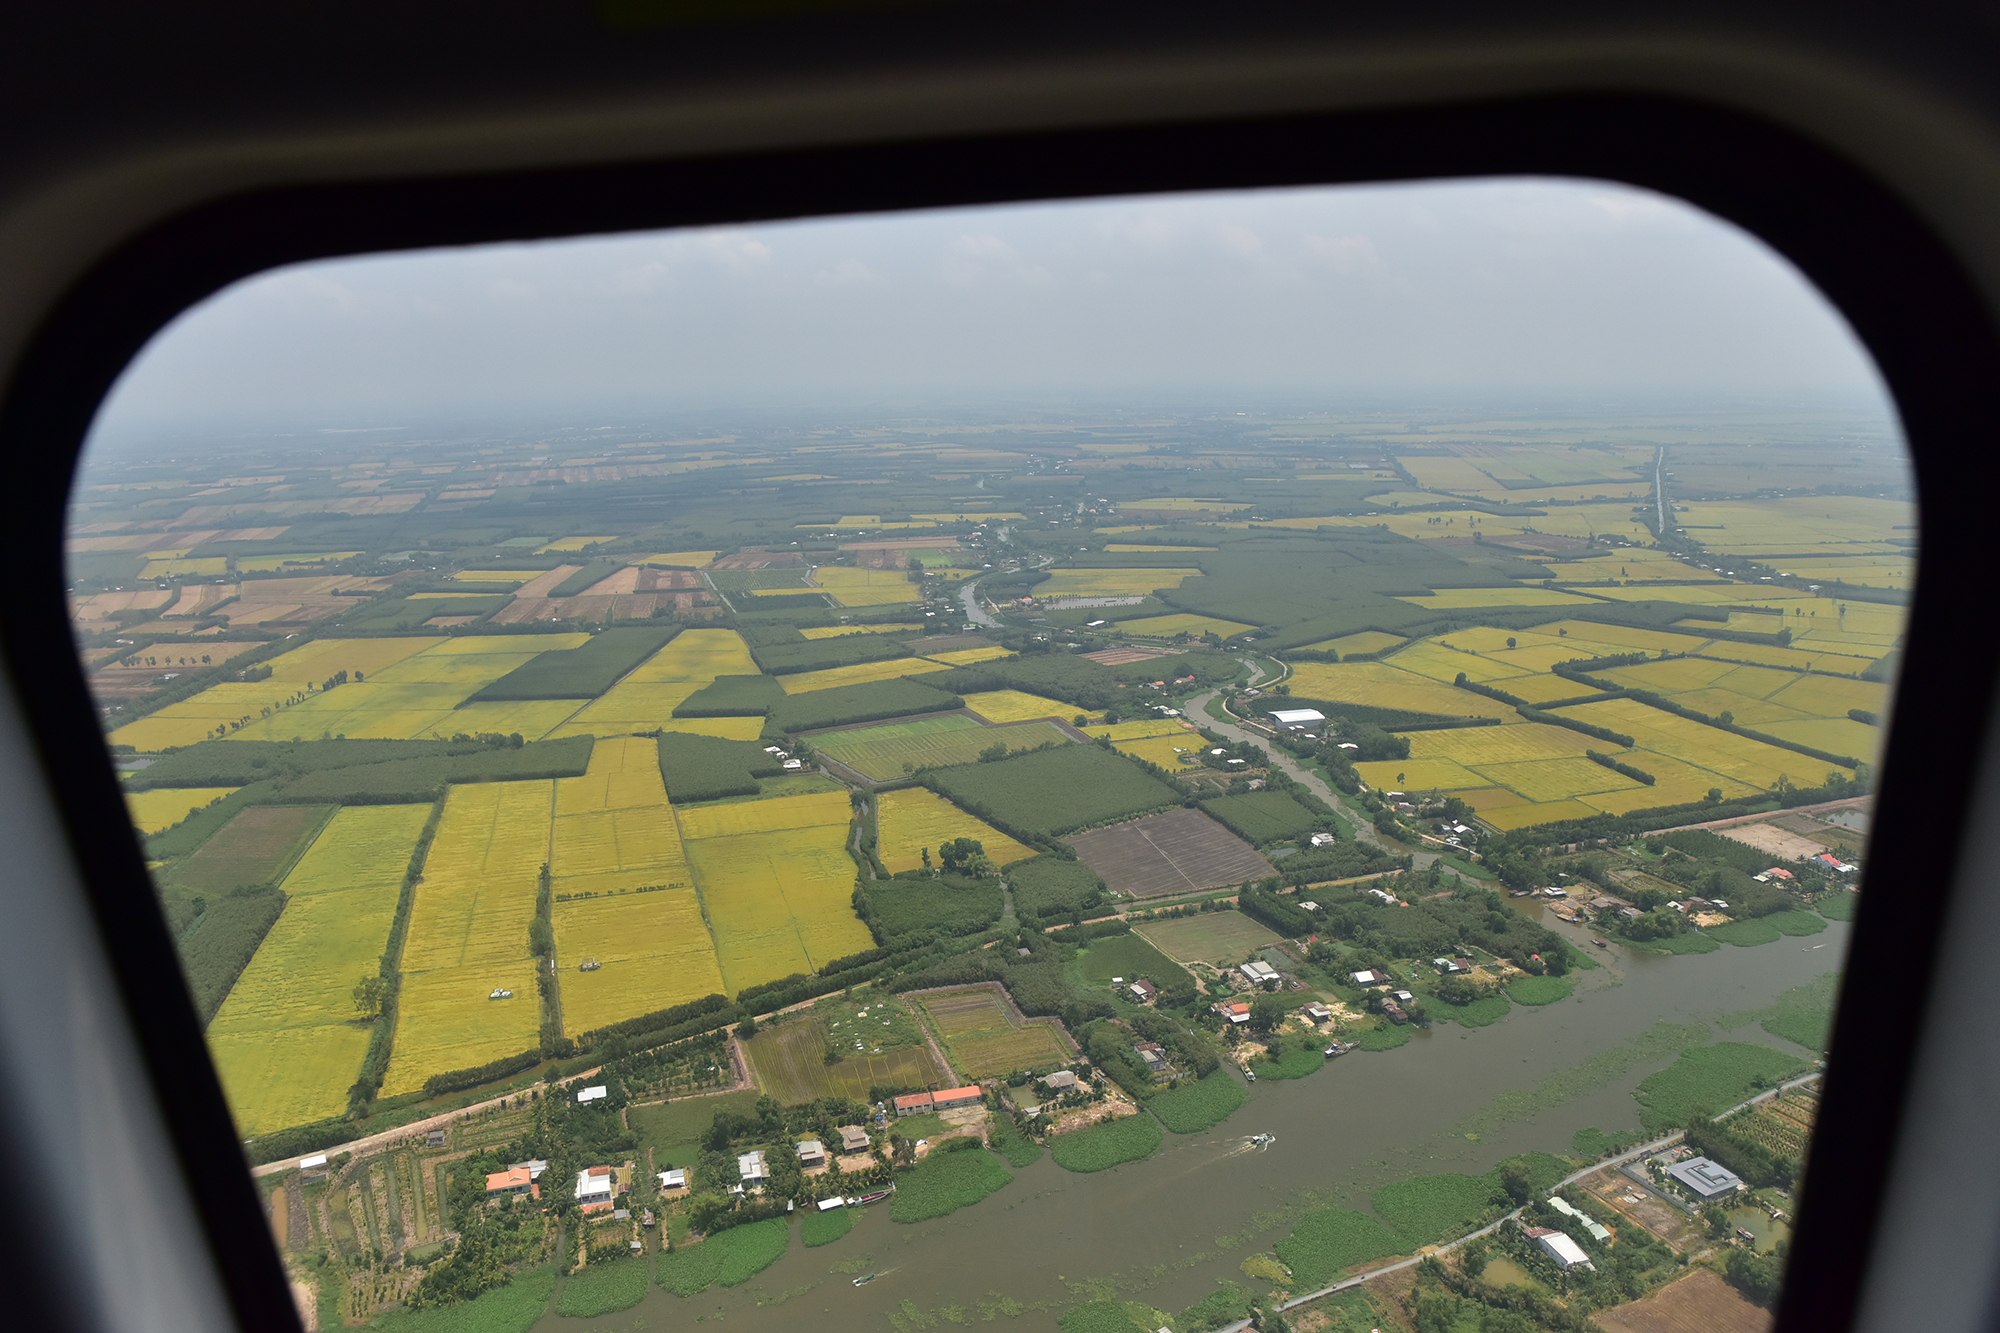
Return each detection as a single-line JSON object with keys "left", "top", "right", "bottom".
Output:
{"left": 6, "top": 91, "right": 1988, "bottom": 1333}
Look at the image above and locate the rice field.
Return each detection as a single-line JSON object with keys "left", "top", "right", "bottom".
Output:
{"left": 636, "top": 550, "right": 720, "bottom": 567}
{"left": 1352, "top": 758, "right": 1485, "bottom": 792}
{"left": 1104, "top": 544, "right": 1218, "bottom": 553}
{"left": 1079, "top": 717, "right": 1188, "bottom": 741}
{"left": 1551, "top": 698, "right": 1824, "bottom": 791}
{"left": 680, "top": 792, "right": 872, "bottom": 994}
{"left": 921, "top": 646, "right": 1016, "bottom": 666}
{"left": 450, "top": 570, "right": 546, "bottom": 584}
{"left": 1035, "top": 568, "right": 1201, "bottom": 598}
{"left": 1283, "top": 663, "right": 1514, "bottom": 719}
{"left": 961, "top": 690, "right": 1094, "bottom": 723}
{"left": 1396, "top": 587, "right": 1600, "bottom": 608}
{"left": 549, "top": 629, "right": 757, "bottom": 737}
{"left": 1297, "top": 630, "right": 1406, "bottom": 656}
{"left": 815, "top": 715, "right": 1067, "bottom": 781}
{"left": 1114, "top": 735, "right": 1205, "bottom": 768}
{"left": 384, "top": 781, "right": 553, "bottom": 1094}
{"left": 225, "top": 635, "right": 590, "bottom": 742}
{"left": 139, "top": 556, "right": 228, "bottom": 578}
{"left": 1495, "top": 674, "right": 1604, "bottom": 704}
{"left": 126, "top": 786, "right": 238, "bottom": 835}
{"left": 536, "top": 536, "right": 623, "bottom": 552}
{"left": 1407, "top": 723, "right": 1594, "bottom": 766}
{"left": 1116, "top": 613, "right": 1254, "bottom": 638}
{"left": 776, "top": 657, "right": 947, "bottom": 694}
{"left": 206, "top": 804, "right": 431, "bottom": 1134}
{"left": 874, "top": 787, "right": 1037, "bottom": 872}
{"left": 800, "top": 622, "right": 922, "bottom": 639}
{"left": 811, "top": 567, "right": 921, "bottom": 606}
{"left": 110, "top": 636, "right": 444, "bottom": 749}
{"left": 918, "top": 988, "right": 1068, "bottom": 1078}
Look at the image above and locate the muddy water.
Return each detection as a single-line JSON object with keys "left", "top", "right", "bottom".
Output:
{"left": 1727, "top": 1205, "right": 1795, "bottom": 1254}
{"left": 1478, "top": 1257, "right": 1543, "bottom": 1291}
{"left": 539, "top": 921, "right": 1847, "bottom": 1331}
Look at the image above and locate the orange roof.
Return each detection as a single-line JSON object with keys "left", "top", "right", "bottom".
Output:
{"left": 935, "top": 1086, "right": 982, "bottom": 1101}
{"left": 485, "top": 1166, "right": 532, "bottom": 1192}
{"left": 587, "top": 1165, "right": 611, "bottom": 1176}
{"left": 893, "top": 1093, "right": 933, "bottom": 1108}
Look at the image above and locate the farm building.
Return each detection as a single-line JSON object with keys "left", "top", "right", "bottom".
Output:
{"left": 658, "top": 1169, "right": 687, "bottom": 1190}
{"left": 575, "top": 1085, "right": 607, "bottom": 1103}
{"left": 1041, "top": 1070, "right": 1079, "bottom": 1091}
{"left": 738, "top": 1150, "right": 769, "bottom": 1182}
{"left": 1666, "top": 1156, "right": 1747, "bottom": 1200}
{"left": 1549, "top": 1197, "right": 1612, "bottom": 1242}
{"left": 1350, "top": 969, "right": 1387, "bottom": 987}
{"left": 797, "top": 1139, "right": 827, "bottom": 1166}
{"left": 1215, "top": 999, "right": 1252, "bottom": 1023}
{"left": 1269, "top": 708, "right": 1326, "bottom": 726}
{"left": 933, "top": 1085, "right": 985, "bottom": 1111}
{"left": 484, "top": 1166, "right": 536, "bottom": 1198}
{"left": 1135, "top": 1043, "right": 1169, "bottom": 1079}
{"left": 1433, "top": 957, "right": 1468, "bottom": 973}
{"left": 575, "top": 1166, "right": 615, "bottom": 1209}
{"left": 1525, "top": 1227, "right": 1595, "bottom": 1272}
{"left": 1239, "top": 960, "right": 1280, "bottom": 985}
{"left": 1129, "top": 978, "right": 1158, "bottom": 1002}
{"left": 838, "top": 1125, "right": 871, "bottom": 1152}
{"left": 298, "top": 1154, "right": 328, "bottom": 1171}
{"left": 1301, "top": 1003, "right": 1331, "bottom": 1023}
{"left": 894, "top": 1092, "right": 935, "bottom": 1116}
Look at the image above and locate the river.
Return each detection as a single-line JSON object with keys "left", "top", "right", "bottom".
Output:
{"left": 537, "top": 922, "right": 1846, "bottom": 1331}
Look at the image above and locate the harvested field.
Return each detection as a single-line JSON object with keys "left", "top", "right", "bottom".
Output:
{"left": 1080, "top": 647, "right": 1176, "bottom": 666}
{"left": 775, "top": 657, "right": 941, "bottom": 693}
{"left": 816, "top": 714, "right": 1068, "bottom": 782}
{"left": 1134, "top": 911, "right": 1282, "bottom": 965}
{"left": 1069, "top": 808, "right": 1276, "bottom": 898}
{"left": 1716, "top": 821, "right": 1829, "bottom": 860}
{"left": 126, "top": 786, "right": 238, "bottom": 835}
{"left": 741, "top": 1013, "right": 946, "bottom": 1103}
{"left": 168, "top": 804, "right": 333, "bottom": 892}
{"left": 1593, "top": 1268, "right": 1771, "bottom": 1333}
{"left": 961, "top": 689, "right": 1094, "bottom": 723}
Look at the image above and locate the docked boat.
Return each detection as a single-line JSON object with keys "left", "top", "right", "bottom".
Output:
{"left": 851, "top": 1188, "right": 893, "bottom": 1206}
{"left": 1324, "top": 1042, "right": 1356, "bottom": 1057}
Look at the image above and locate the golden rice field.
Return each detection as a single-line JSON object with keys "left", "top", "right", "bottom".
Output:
{"left": 111, "top": 636, "right": 445, "bottom": 750}
{"left": 139, "top": 556, "right": 228, "bottom": 578}
{"left": 777, "top": 656, "right": 947, "bottom": 694}
{"left": 385, "top": 781, "right": 553, "bottom": 1095}
{"left": 1474, "top": 756, "right": 1644, "bottom": 803}
{"left": 1670, "top": 495, "right": 1913, "bottom": 550}
{"left": 1114, "top": 734, "right": 1205, "bottom": 768}
{"left": 1284, "top": 662, "right": 1514, "bottom": 719}
{"left": 550, "top": 629, "right": 757, "bottom": 737}
{"left": 1389, "top": 640, "right": 1529, "bottom": 684}
{"left": 1036, "top": 568, "right": 1201, "bottom": 598}
{"left": 682, "top": 794, "right": 872, "bottom": 994}
{"left": 1407, "top": 723, "right": 1594, "bottom": 767}
{"left": 234, "top": 552, "right": 362, "bottom": 572}
{"left": 1480, "top": 799, "right": 1607, "bottom": 830}
{"left": 1298, "top": 629, "right": 1406, "bottom": 656}
{"left": 1353, "top": 758, "right": 1486, "bottom": 792}
{"left": 126, "top": 786, "right": 238, "bottom": 835}
{"left": 1396, "top": 586, "right": 1600, "bottom": 608}
{"left": 1080, "top": 717, "right": 1188, "bottom": 741}
{"left": 1116, "top": 613, "right": 1254, "bottom": 638}
{"left": 922, "top": 647, "right": 1016, "bottom": 666}
{"left": 1104, "top": 544, "right": 1218, "bottom": 553}
{"left": 874, "top": 787, "right": 1036, "bottom": 874}
{"left": 801, "top": 622, "right": 922, "bottom": 639}
{"left": 536, "top": 536, "right": 622, "bottom": 552}
{"left": 962, "top": 690, "right": 1095, "bottom": 723}
{"left": 226, "top": 634, "right": 590, "bottom": 742}
{"left": 206, "top": 804, "right": 430, "bottom": 1135}
{"left": 1758, "top": 717, "right": 1885, "bottom": 763}
{"left": 662, "top": 716, "right": 766, "bottom": 740}
{"left": 434, "top": 699, "right": 589, "bottom": 740}
{"left": 1495, "top": 674, "right": 1603, "bottom": 704}
{"left": 556, "top": 889, "right": 724, "bottom": 1034}
{"left": 636, "top": 550, "right": 720, "bottom": 567}
{"left": 1550, "top": 698, "right": 1819, "bottom": 791}
{"left": 1590, "top": 583, "right": 1806, "bottom": 605}
{"left": 1125, "top": 497, "right": 1249, "bottom": 511}
{"left": 811, "top": 567, "right": 921, "bottom": 606}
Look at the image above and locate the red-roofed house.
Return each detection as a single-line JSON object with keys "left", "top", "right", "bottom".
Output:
{"left": 894, "top": 1092, "right": 934, "bottom": 1116}
{"left": 485, "top": 1166, "right": 537, "bottom": 1199}
{"left": 932, "top": 1085, "right": 984, "bottom": 1111}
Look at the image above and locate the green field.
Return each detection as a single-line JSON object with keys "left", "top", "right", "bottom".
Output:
{"left": 926, "top": 744, "right": 1178, "bottom": 838}
{"left": 1072, "top": 932, "right": 1189, "bottom": 987}
{"left": 1632, "top": 1043, "right": 1812, "bottom": 1131}
{"left": 629, "top": 1091, "right": 762, "bottom": 1168}
{"left": 815, "top": 714, "right": 1070, "bottom": 781}
{"left": 800, "top": 1207, "right": 855, "bottom": 1247}
{"left": 655, "top": 1219, "right": 790, "bottom": 1295}
{"left": 555, "top": 1256, "right": 650, "bottom": 1317}
{"left": 1273, "top": 1209, "right": 1404, "bottom": 1290}
{"left": 889, "top": 1147, "right": 1015, "bottom": 1222}
{"left": 1147, "top": 1071, "right": 1246, "bottom": 1133}
{"left": 919, "top": 987, "right": 1070, "bottom": 1078}
{"left": 1200, "top": 791, "right": 1324, "bottom": 844}
{"left": 741, "top": 1013, "right": 946, "bottom": 1104}
{"left": 1048, "top": 1114, "right": 1164, "bottom": 1172}
{"left": 370, "top": 1267, "right": 556, "bottom": 1333}
{"left": 1132, "top": 912, "right": 1282, "bottom": 965}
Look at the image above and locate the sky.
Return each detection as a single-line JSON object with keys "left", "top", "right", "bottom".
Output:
{"left": 88, "top": 176, "right": 1897, "bottom": 439}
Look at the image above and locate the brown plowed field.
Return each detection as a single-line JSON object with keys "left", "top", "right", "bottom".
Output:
{"left": 1594, "top": 1268, "right": 1771, "bottom": 1333}
{"left": 1082, "top": 647, "right": 1174, "bottom": 666}
{"left": 167, "top": 804, "right": 332, "bottom": 892}
{"left": 713, "top": 551, "right": 805, "bottom": 569}
{"left": 1070, "top": 807, "right": 1277, "bottom": 898}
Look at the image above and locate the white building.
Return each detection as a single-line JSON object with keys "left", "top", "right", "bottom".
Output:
{"left": 657, "top": 1169, "right": 687, "bottom": 1190}
{"left": 1549, "top": 1196, "right": 1612, "bottom": 1242}
{"left": 575, "top": 1167, "right": 615, "bottom": 1207}
{"left": 1269, "top": 708, "right": 1327, "bottom": 726}
{"left": 738, "top": 1150, "right": 769, "bottom": 1182}
{"left": 1527, "top": 1227, "right": 1595, "bottom": 1272}
{"left": 575, "top": 1085, "right": 607, "bottom": 1103}
{"left": 1666, "top": 1156, "right": 1746, "bottom": 1200}
{"left": 1240, "top": 960, "right": 1280, "bottom": 985}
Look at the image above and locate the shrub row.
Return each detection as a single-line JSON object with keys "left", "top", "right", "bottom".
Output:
{"left": 1587, "top": 750, "right": 1656, "bottom": 785}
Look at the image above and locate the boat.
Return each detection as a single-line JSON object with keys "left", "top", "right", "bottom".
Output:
{"left": 1245, "top": 1069, "right": 1256, "bottom": 1082}
{"left": 1323, "top": 1041, "right": 1356, "bottom": 1057}
{"left": 1593, "top": 938, "right": 1609, "bottom": 948}
{"left": 851, "top": 1188, "right": 893, "bottom": 1206}
{"left": 1737, "top": 1227, "right": 1759, "bottom": 1243}
{"left": 1248, "top": 1133, "right": 1275, "bottom": 1148}
{"left": 853, "top": 1273, "right": 878, "bottom": 1287}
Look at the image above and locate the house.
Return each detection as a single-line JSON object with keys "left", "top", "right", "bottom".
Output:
{"left": 513, "top": 1159, "right": 548, "bottom": 1181}
{"left": 613, "top": 1208, "right": 630, "bottom": 1221}
{"left": 1129, "top": 978, "right": 1158, "bottom": 1002}
{"left": 1392, "top": 990, "right": 1414, "bottom": 1003}
{"left": 425, "top": 1130, "right": 447, "bottom": 1149}
{"left": 484, "top": 1166, "right": 536, "bottom": 1198}
{"left": 575, "top": 1166, "right": 616, "bottom": 1209}
{"left": 933, "top": 1085, "right": 984, "bottom": 1111}
{"left": 838, "top": 1125, "right": 871, "bottom": 1152}
{"left": 1269, "top": 708, "right": 1327, "bottom": 726}
{"left": 1666, "top": 1156, "right": 1747, "bottom": 1200}
{"left": 1239, "top": 960, "right": 1280, "bottom": 986}
{"left": 797, "top": 1139, "right": 827, "bottom": 1167}
{"left": 1135, "top": 1043, "right": 1169, "bottom": 1079}
{"left": 1763, "top": 867, "right": 1796, "bottom": 881}
{"left": 1298, "top": 901, "right": 1319, "bottom": 912}
{"left": 657, "top": 1169, "right": 687, "bottom": 1191}
{"left": 1350, "top": 969, "right": 1387, "bottom": 987}
{"left": 1041, "top": 1069, "right": 1080, "bottom": 1092}
{"left": 1366, "top": 888, "right": 1399, "bottom": 905}
{"left": 894, "top": 1092, "right": 935, "bottom": 1116}
{"left": 1549, "top": 1196, "right": 1613, "bottom": 1243}
{"left": 1213, "top": 999, "right": 1252, "bottom": 1023}
{"left": 1525, "top": 1227, "right": 1595, "bottom": 1272}
{"left": 575, "top": 1085, "right": 607, "bottom": 1103}
{"left": 1383, "top": 1000, "right": 1408, "bottom": 1024}
{"left": 737, "top": 1150, "right": 769, "bottom": 1182}
{"left": 1309, "top": 831, "right": 1337, "bottom": 847}
{"left": 1301, "top": 1003, "right": 1331, "bottom": 1023}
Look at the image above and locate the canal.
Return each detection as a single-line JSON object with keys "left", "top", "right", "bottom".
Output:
{"left": 537, "top": 919, "right": 1847, "bottom": 1330}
